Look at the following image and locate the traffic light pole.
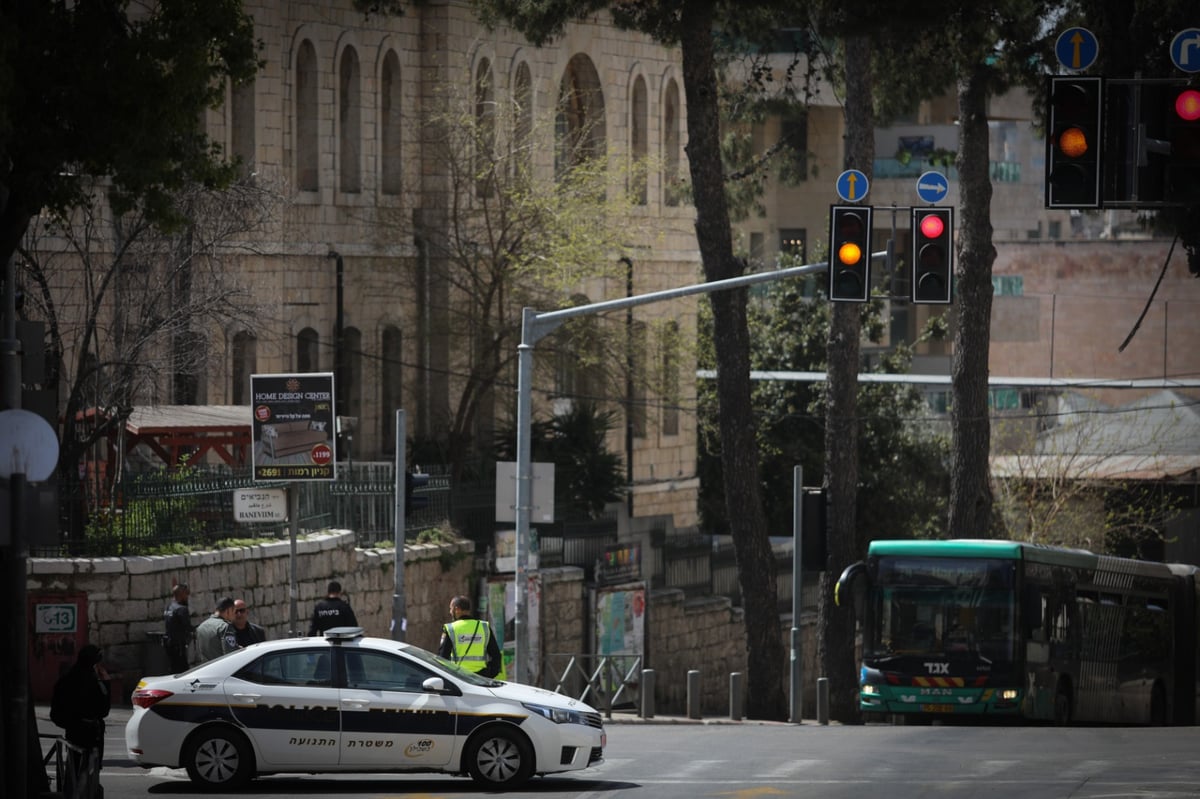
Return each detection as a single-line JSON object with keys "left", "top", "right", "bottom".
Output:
{"left": 513, "top": 258, "right": 852, "bottom": 684}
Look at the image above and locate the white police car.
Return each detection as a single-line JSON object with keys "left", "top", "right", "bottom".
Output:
{"left": 125, "top": 627, "right": 604, "bottom": 790}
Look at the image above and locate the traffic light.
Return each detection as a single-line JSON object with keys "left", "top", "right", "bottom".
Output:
{"left": 1045, "top": 76, "right": 1103, "bottom": 209}
{"left": 1165, "top": 84, "right": 1200, "bottom": 205}
{"left": 828, "top": 205, "right": 872, "bottom": 302}
{"left": 911, "top": 207, "right": 953, "bottom": 304}
{"left": 404, "top": 471, "right": 430, "bottom": 515}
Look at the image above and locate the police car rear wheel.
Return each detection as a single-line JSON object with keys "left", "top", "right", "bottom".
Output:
{"left": 184, "top": 726, "right": 255, "bottom": 790}
{"left": 465, "top": 726, "right": 533, "bottom": 788}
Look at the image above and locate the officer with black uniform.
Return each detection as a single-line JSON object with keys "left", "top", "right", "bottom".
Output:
{"left": 308, "top": 580, "right": 359, "bottom": 635}
{"left": 162, "top": 583, "right": 192, "bottom": 672}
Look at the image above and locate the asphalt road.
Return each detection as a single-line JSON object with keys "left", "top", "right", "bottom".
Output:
{"left": 36, "top": 705, "right": 1200, "bottom": 799}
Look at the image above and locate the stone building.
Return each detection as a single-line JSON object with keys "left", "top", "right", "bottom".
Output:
{"left": 31, "top": 0, "right": 704, "bottom": 536}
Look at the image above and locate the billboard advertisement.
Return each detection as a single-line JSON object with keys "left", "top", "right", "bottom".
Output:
{"left": 251, "top": 373, "right": 336, "bottom": 481}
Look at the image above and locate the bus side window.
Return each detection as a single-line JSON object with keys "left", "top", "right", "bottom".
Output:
{"left": 1022, "top": 586, "right": 1046, "bottom": 642}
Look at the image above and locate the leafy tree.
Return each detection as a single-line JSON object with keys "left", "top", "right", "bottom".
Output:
{"left": 473, "top": 0, "right": 797, "bottom": 720}
{"left": 376, "top": 78, "right": 647, "bottom": 479}
{"left": 495, "top": 401, "right": 626, "bottom": 520}
{"left": 0, "top": 0, "right": 260, "bottom": 266}
{"left": 19, "top": 177, "right": 281, "bottom": 544}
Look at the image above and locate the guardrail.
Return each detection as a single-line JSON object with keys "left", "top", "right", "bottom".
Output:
{"left": 546, "top": 653, "right": 642, "bottom": 718}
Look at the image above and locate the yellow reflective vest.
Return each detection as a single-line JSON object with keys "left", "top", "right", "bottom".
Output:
{"left": 443, "top": 618, "right": 506, "bottom": 679}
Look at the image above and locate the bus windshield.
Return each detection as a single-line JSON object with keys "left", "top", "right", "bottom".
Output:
{"left": 867, "top": 556, "right": 1016, "bottom": 668}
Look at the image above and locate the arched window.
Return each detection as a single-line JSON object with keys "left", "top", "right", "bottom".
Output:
{"left": 662, "top": 78, "right": 681, "bottom": 206}
{"left": 173, "top": 330, "right": 206, "bottom": 405}
{"left": 232, "top": 331, "right": 257, "bottom": 405}
{"left": 297, "top": 327, "right": 319, "bottom": 372}
{"left": 555, "top": 54, "right": 606, "bottom": 180}
{"left": 511, "top": 61, "right": 533, "bottom": 180}
{"left": 380, "top": 50, "right": 403, "bottom": 195}
{"left": 630, "top": 75, "right": 648, "bottom": 204}
{"left": 231, "top": 78, "right": 256, "bottom": 177}
{"left": 380, "top": 325, "right": 403, "bottom": 453}
{"left": 475, "top": 58, "right": 496, "bottom": 199}
{"left": 295, "top": 40, "right": 319, "bottom": 192}
{"left": 339, "top": 46, "right": 362, "bottom": 193}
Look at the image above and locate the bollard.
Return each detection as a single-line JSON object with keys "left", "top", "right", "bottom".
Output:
{"left": 816, "top": 677, "right": 829, "bottom": 725}
{"left": 729, "top": 672, "right": 744, "bottom": 721}
{"left": 687, "top": 669, "right": 702, "bottom": 720}
{"left": 641, "top": 669, "right": 656, "bottom": 719}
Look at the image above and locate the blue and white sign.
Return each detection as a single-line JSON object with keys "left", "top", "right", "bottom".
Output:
{"left": 835, "top": 169, "right": 869, "bottom": 203}
{"left": 1055, "top": 27, "right": 1099, "bottom": 72}
{"left": 1170, "top": 28, "right": 1200, "bottom": 73}
{"left": 916, "top": 171, "right": 949, "bottom": 204}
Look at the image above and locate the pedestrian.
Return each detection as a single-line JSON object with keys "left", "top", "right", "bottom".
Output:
{"left": 308, "top": 580, "right": 359, "bottom": 635}
{"left": 438, "top": 595, "right": 504, "bottom": 679}
{"left": 50, "top": 644, "right": 111, "bottom": 797}
{"left": 232, "top": 598, "right": 267, "bottom": 647}
{"left": 195, "top": 597, "right": 239, "bottom": 661}
{"left": 162, "top": 582, "right": 193, "bottom": 673}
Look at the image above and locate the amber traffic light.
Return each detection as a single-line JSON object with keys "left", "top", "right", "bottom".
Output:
{"left": 1045, "top": 76, "right": 1103, "bottom": 209}
{"left": 828, "top": 206, "right": 872, "bottom": 303}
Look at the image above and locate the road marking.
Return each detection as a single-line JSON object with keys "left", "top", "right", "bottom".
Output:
{"left": 976, "top": 759, "right": 1021, "bottom": 777}
{"left": 658, "top": 759, "right": 727, "bottom": 780}
{"left": 762, "top": 759, "right": 822, "bottom": 780}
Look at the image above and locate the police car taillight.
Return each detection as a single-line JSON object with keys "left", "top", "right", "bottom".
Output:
{"left": 131, "top": 688, "right": 173, "bottom": 708}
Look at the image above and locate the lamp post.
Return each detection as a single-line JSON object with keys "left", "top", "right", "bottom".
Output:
{"left": 327, "top": 251, "right": 344, "bottom": 420}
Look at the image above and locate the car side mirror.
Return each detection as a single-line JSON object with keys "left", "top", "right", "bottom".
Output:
{"left": 422, "top": 676, "right": 446, "bottom": 692}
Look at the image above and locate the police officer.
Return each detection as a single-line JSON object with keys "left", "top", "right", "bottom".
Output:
{"left": 308, "top": 580, "right": 358, "bottom": 635}
{"left": 162, "top": 583, "right": 192, "bottom": 672}
{"left": 438, "top": 595, "right": 504, "bottom": 679}
{"left": 196, "top": 597, "right": 239, "bottom": 661}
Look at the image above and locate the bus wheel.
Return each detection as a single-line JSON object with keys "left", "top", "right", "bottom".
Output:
{"left": 1053, "top": 682, "right": 1072, "bottom": 726}
{"left": 1150, "top": 682, "right": 1167, "bottom": 726}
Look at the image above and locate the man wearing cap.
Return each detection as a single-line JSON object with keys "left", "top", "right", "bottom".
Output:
{"left": 196, "top": 597, "right": 239, "bottom": 661}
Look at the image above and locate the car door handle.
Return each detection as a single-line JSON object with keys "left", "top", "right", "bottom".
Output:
{"left": 231, "top": 693, "right": 262, "bottom": 702}
{"left": 341, "top": 698, "right": 370, "bottom": 709}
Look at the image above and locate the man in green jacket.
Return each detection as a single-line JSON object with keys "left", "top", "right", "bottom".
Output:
{"left": 196, "top": 597, "right": 238, "bottom": 661}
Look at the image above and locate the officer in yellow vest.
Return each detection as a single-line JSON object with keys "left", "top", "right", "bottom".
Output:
{"left": 438, "top": 595, "right": 506, "bottom": 680}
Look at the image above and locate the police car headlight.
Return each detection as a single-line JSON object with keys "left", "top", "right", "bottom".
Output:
{"left": 523, "top": 703, "right": 584, "bottom": 725}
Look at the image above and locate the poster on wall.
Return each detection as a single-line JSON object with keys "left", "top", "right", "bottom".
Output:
{"left": 485, "top": 575, "right": 540, "bottom": 682}
{"left": 250, "top": 373, "right": 336, "bottom": 481}
{"left": 594, "top": 584, "right": 646, "bottom": 659}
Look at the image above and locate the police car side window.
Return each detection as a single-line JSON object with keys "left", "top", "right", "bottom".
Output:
{"left": 236, "top": 650, "right": 332, "bottom": 687}
{"left": 345, "top": 651, "right": 434, "bottom": 692}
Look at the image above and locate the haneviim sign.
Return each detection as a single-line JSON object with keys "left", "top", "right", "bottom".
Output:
{"left": 251, "top": 373, "right": 337, "bottom": 481}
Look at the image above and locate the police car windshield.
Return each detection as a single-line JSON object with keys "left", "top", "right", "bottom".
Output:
{"left": 403, "top": 643, "right": 502, "bottom": 686}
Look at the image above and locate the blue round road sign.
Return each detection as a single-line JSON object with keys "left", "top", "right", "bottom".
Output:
{"left": 916, "top": 171, "right": 949, "bottom": 204}
{"left": 836, "top": 169, "right": 869, "bottom": 203}
{"left": 1170, "top": 29, "right": 1200, "bottom": 73}
{"left": 1055, "top": 27, "right": 1099, "bottom": 72}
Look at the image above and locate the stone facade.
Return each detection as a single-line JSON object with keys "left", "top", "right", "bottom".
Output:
{"left": 26, "top": 533, "right": 818, "bottom": 718}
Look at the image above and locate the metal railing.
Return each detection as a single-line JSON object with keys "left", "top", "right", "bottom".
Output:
{"left": 42, "top": 735, "right": 101, "bottom": 799}
{"left": 546, "top": 653, "right": 642, "bottom": 718}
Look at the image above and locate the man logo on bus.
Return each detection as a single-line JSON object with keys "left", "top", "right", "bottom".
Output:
{"left": 925, "top": 662, "right": 950, "bottom": 675}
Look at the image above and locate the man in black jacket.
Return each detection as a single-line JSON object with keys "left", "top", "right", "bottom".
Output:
{"left": 51, "top": 644, "right": 112, "bottom": 796}
{"left": 309, "top": 580, "right": 358, "bottom": 635}
{"left": 162, "top": 583, "right": 192, "bottom": 672}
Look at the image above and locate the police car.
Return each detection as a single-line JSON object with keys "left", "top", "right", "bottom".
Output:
{"left": 125, "top": 627, "right": 604, "bottom": 790}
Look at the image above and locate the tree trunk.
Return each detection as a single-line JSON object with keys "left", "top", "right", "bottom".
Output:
{"left": 819, "top": 34, "right": 872, "bottom": 724}
{"left": 948, "top": 64, "right": 996, "bottom": 537}
{"left": 678, "top": 1, "right": 786, "bottom": 720}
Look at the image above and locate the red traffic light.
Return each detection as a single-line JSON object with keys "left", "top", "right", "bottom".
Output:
{"left": 918, "top": 214, "right": 945, "bottom": 239}
{"left": 1177, "top": 89, "right": 1200, "bottom": 123}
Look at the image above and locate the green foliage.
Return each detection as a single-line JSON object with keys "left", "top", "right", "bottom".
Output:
{"left": 0, "top": 0, "right": 261, "bottom": 258}
{"left": 698, "top": 268, "right": 950, "bottom": 539}
{"left": 495, "top": 401, "right": 625, "bottom": 520}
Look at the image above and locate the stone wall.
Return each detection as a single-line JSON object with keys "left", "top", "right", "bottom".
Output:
{"left": 26, "top": 532, "right": 819, "bottom": 718}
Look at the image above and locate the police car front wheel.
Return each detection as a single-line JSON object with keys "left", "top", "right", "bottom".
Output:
{"left": 465, "top": 725, "right": 533, "bottom": 788}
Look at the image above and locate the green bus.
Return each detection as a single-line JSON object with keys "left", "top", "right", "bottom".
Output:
{"left": 836, "top": 539, "right": 1200, "bottom": 725}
